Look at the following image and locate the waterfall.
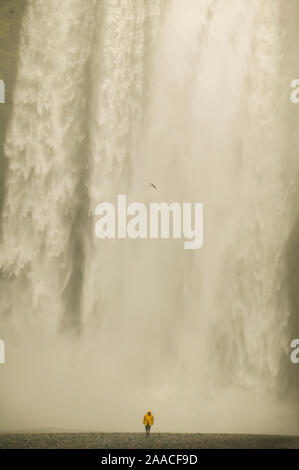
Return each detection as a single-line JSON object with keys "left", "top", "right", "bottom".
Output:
{"left": 0, "top": 0, "right": 299, "bottom": 434}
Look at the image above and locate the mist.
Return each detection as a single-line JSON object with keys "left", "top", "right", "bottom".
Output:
{"left": 0, "top": 0, "right": 299, "bottom": 435}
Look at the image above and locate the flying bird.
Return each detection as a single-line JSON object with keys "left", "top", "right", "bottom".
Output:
{"left": 150, "top": 183, "right": 157, "bottom": 190}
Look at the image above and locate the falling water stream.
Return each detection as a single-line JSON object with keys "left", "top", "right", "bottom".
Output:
{"left": 0, "top": 0, "right": 299, "bottom": 433}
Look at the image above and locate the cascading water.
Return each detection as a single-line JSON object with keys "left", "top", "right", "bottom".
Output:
{"left": 0, "top": 0, "right": 299, "bottom": 434}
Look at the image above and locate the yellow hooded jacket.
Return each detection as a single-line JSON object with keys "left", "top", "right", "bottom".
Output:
{"left": 143, "top": 411, "right": 154, "bottom": 426}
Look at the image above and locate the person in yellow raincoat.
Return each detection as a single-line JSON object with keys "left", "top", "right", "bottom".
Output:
{"left": 143, "top": 410, "right": 154, "bottom": 436}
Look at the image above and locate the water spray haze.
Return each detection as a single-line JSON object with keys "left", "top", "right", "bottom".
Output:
{"left": 0, "top": 0, "right": 299, "bottom": 435}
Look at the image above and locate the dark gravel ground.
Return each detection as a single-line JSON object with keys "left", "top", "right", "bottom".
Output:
{"left": 0, "top": 432, "right": 298, "bottom": 449}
